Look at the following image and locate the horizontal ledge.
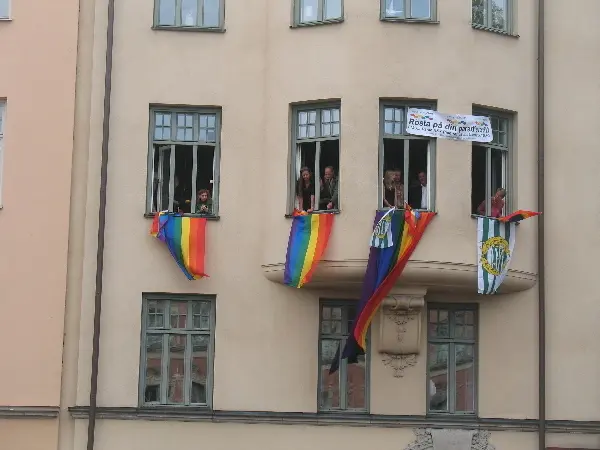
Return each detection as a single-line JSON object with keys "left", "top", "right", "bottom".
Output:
{"left": 380, "top": 18, "right": 439, "bottom": 24}
{"left": 68, "top": 407, "right": 600, "bottom": 434}
{"left": 290, "top": 19, "right": 344, "bottom": 28}
{"left": 0, "top": 406, "right": 60, "bottom": 419}
{"left": 151, "top": 25, "right": 226, "bottom": 33}
{"left": 471, "top": 23, "right": 519, "bottom": 38}
{"left": 144, "top": 213, "right": 220, "bottom": 221}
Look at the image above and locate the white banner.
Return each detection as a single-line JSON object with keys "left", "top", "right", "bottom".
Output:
{"left": 406, "top": 108, "right": 493, "bottom": 142}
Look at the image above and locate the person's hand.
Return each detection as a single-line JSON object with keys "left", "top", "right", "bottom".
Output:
{"left": 327, "top": 202, "right": 333, "bottom": 210}
{"left": 307, "top": 208, "right": 313, "bottom": 213}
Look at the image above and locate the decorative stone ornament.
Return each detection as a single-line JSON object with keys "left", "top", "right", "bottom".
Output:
{"left": 405, "top": 428, "right": 495, "bottom": 450}
{"left": 379, "top": 288, "right": 426, "bottom": 377}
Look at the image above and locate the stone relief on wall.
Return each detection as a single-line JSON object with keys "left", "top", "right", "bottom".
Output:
{"left": 404, "top": 428, "right": 495, "bottom": 450}
{"left": 379, "top": 291, "right": 425, "bottom": 377}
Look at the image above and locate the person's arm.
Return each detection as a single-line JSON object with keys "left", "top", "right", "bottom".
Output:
{"left": 477, "top": 200, "right": 486, "bottom": 216}
{"left": 309, "top": 195, "right": 315, "bottom": 212}
{"left": 330, "top": 179, "right": 339, "bottom": 209}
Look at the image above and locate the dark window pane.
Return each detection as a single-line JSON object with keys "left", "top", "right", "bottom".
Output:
{"left": 147, "top": 300, "right": 166, "bottom": 328}
{"left": 167, "top": 335, "right": 186, "bottom": 404}
{"left": 429, "top": 309, "right": 449, "bottom": 338}
{"left": 454, "top": 311, "right": 475, "bottom": 339}
{"left": 191, "top": 335, "right": 209, "bottom": 403}
{"left": 144, "top": 335, "right": 163, "bottom": 403}
{"left": 192, "top": 301, "right": 211, "bottom": 330}
{"left": 347, "top": 353, "right": 367, "bottom": 409}
{"left": 170, "top": 301, "right": 187, "bottom": 328}
{"left": 319, "top": 339, "right": 340, "bottom": 409}
{"left": 455, "top": 344, "right": 476, "bottom": 412}
{"left": 428, "top": 343, "right": 449, "bottom": 412}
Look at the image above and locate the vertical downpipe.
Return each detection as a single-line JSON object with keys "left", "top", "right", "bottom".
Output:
{"left": 537, "top": 0, "right": 546, "bottom": 449}
{"left": 87, "top": 0, "right": 116, "bottom": 448}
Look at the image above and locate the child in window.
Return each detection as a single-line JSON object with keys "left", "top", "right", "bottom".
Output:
{"left": 195, "top": 189, "right": 213, "bottom": 215}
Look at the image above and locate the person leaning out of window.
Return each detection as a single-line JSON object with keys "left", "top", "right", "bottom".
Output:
{"left": 319, "top": 166, "right": 338, "bottom": 211}
{"left": 195, "top": 189, "right": 213, "bottom": 215}
{"left": 383, "top": 169, "right": 404, "bottom": 209}
{"left": 296, "top": 166, "right": 315, "bottom": 213}
{"left": 477, "top": 188, "right": 506, "bottom": 218}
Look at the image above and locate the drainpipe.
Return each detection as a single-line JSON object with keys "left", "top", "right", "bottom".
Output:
{"left": 537, "top": 0, "right": 546, "bottom": 449}
{"left": 86, "top": 0, "right": 115, "bottom": 448}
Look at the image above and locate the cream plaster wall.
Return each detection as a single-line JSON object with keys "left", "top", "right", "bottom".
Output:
{"left": 545, "top": 0, "right": 600, "bottom": 422}
{"left": 0, "top": 0, "right": 78, "bottom": 406}
{"left": 0, "top": 419, "right": 59, "bottom": 450}
{"left": 69, "top": 0, "right": 541, "bottom": 419}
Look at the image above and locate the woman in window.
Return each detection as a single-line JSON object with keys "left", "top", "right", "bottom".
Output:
{"left": 296, "top": 167, "right": 315, "bottom": 213}
{"left": 382, "top": 169, "right": 404, "bottom": 209}
{"left": 477, "top": 188, "right": 506, "bottom": 218}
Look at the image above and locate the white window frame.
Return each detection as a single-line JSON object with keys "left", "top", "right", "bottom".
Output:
{"left": 472, "top": 109, "right": 514, "bottom": 217}
{"left": 146, "top": 106, "right": 222, "bottom": 216}
{"left": 153, "top": 0, "right": 225, "bottom": 30}
{"left": 380, "top": 0, "right": 437, "bottom": 22}
{"left": 289, "top": 102, "right": 341, "bottom": 214}
{"left": 471, "top": 0, "right": 514, "bottom": 34}
{"left": 0, "top": 0, "right": 10, "bottom": 20}
{"left": 0, "top": 101, "right": 5, "bottom": 208}
{"left": 293, "top": 0, "right": 344, "bottom": 26}
{"left": 379, "top": 101, "right": 436, "bottom": 211}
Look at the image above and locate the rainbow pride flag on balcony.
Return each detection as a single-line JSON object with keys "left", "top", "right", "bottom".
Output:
{"left": 150, "top": 212, "right": 208, "bottom": 280}
{"left": 330, "top": 207, "right": 435, "bottom": 373}
{"left": 284, "top": 211, "right": 334, "bottom": 288}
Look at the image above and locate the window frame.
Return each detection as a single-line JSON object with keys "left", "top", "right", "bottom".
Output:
{"left": 380, "top": 0, "right": 437, "bottom": 22}
{"left": 378, "top": 100, "right": 437, "bottom": 212}
{"left": 292, "top": 0, "right": 344, "bottom": 27}
{"left": 471, "top": 0, "right": 514, "bottom": 35}
{"left": 153, "top": 0, "right": 225, "bottom": 31}
{"left": 289, "top": 101, "right": 341, "bottom": 214}
{"left": 472, "top": 108, "right": 514, "bottom": 217}
{"left": 0, "top": 100, "right": 5, "bottom": 208}
{"left": 138, "top": 293, "right": 216, "bottom": 408}
{"left": 317, "top": 300, "right": 370, "bottom": 413}
{"left": 146, "top": 105, "right": 222, "bottom": 217}
{"left": 426, "top": 303, "right": 478, "bottom": 416}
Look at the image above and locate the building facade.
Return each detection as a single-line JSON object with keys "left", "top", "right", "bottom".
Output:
{"left": 43, "top": 0, "right": 600, "bottom": 450}
{"left": 0, "top": 0, "right": 79, "bottom": 448}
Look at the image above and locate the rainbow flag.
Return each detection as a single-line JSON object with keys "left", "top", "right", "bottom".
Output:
{"left": 330, "top": 207, "right": 435, "bottom": 373}
{"left": 284, "top": 211, "right": 334, "bottom": 288}
{"left": 498, "top": 210, "right": 541, "bottom": 223}
{"left": 150, "top": 212, "right": 208, "bottom": 280}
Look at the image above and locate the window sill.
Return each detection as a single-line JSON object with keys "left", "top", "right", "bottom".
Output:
{"left": 152, "top": 25, "right": 225, "bottom": 33}
{"left": 290, "top": 18, "right": 344, "bottom": 29}
{"left": 380, "top": 18, "right": 439, "bottom": 24}
{"left": 144, "top": 212, "right": 220, "bottom": 221}
{"left": 285, "top": 209, "right": 341, "bottom": 218}
{"left": 377, "top": 208, "right": 437, "bottom": 214}
{"left": 0, "top": 17, "right": 12, "bottom": 21}
{"left": 471, "top": 23, "right": 519, "bottom": 38}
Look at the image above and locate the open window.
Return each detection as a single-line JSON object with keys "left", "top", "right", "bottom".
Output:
{"left": 471, "top": 110, "right": 512, "bottom": 217}
{"left": 290, "top": 104, "right": 341, "bottom": 213}
{"left": 380, "top": 102, "right": 435, "bottom": 211}
{"left": 147, "top": 108, "right": 221, "bottom": 216}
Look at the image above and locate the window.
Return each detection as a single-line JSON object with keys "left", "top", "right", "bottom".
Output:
{"left": 294, "top": 0, "right": 343, "bottom": 26}
{"left": 140, "top": 294, "right": 215, "bottom": 407}
{"left": 427, "top": 305, "right": 477, "bottom": 415}
{"left": 0, "top": 101, "right": 5, "bottom": 207}
{"left": 147, "top": 107, "right": 221, "bottom": 216}
{"left": 471, "top": 110, "right": 512, "bottom": 217}
{"left": 379, "top": 102, "right": 436, "bottom": 211}
{"left": 0, "top": 0, "right": 9, "bottom": 19}
{"left": 154, "top": 0, "right": 223, "bottom": 29}
{"left": 290, "top": 103, "right": 340, "bottom": 213}
{"left": 472, "top": 0, "right": 512, "bottom": 33}
{"left": 381, "top": 0, "right": 436, "bottom": 21}
{"left": 318, "top": 302, "right": 368, "bottom": 411}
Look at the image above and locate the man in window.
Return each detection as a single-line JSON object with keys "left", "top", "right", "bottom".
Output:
{"left": 319, "top": 166, "right": 339, "bottom": 211}
{"left": 409, "top": 171, "right": 428, "bottom": 210}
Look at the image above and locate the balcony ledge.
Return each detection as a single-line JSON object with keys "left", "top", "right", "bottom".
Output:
{"left": 262, "top": 259, "right": 537, "bottom": 294}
